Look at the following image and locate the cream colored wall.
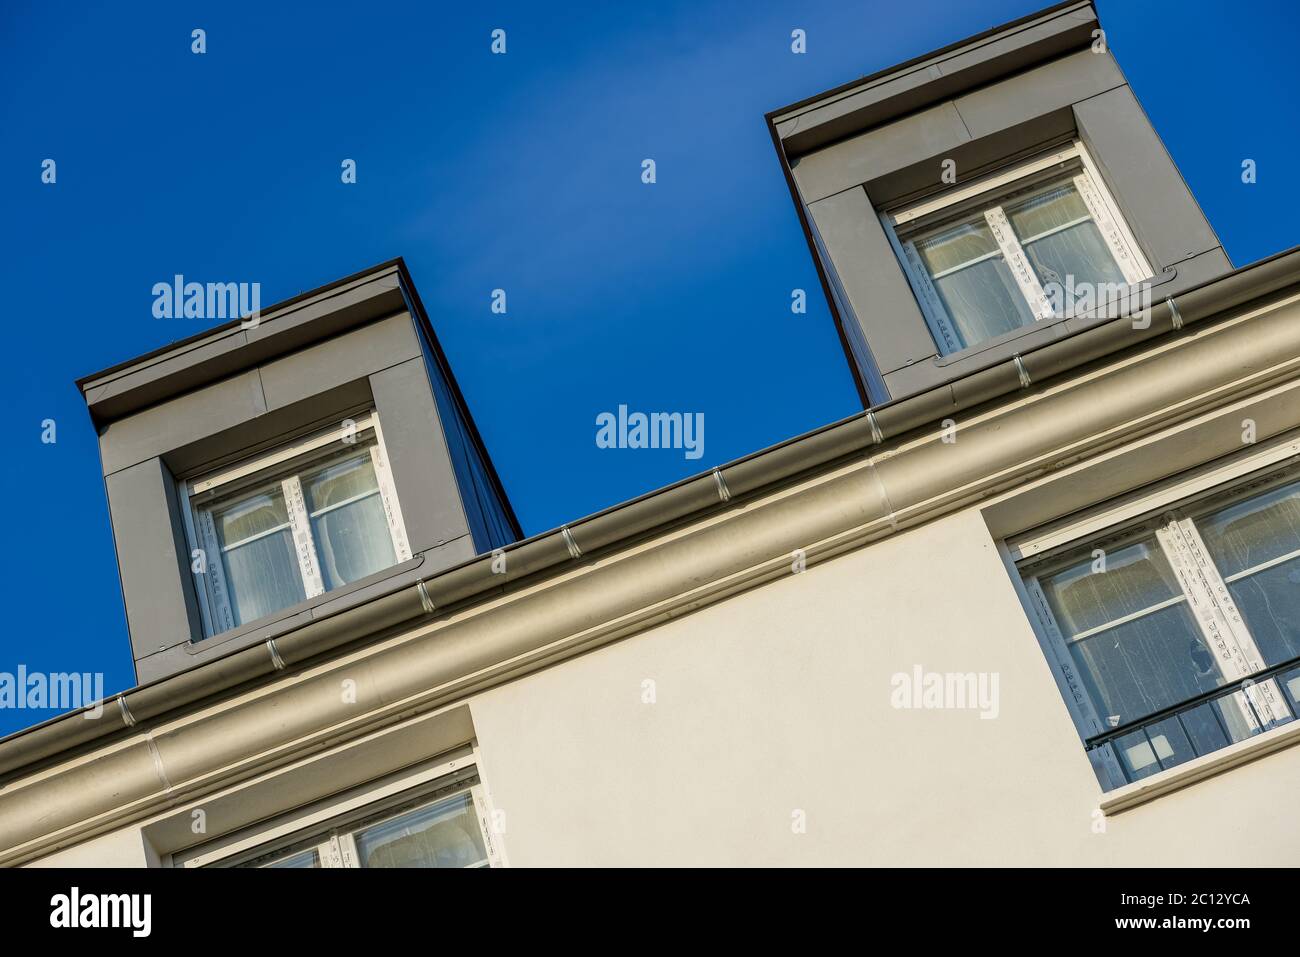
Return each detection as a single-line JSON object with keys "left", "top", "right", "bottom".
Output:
{"left": 25, "top": 827, "right": 154, "bottom": 868}
{"left": 469, "top": 506, "right": 1300, "bottom": 866}
{"left": 22, "top": 504, "right": 1300, "bottom": 867}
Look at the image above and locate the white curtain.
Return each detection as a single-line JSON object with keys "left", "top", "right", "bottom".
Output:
{"left": 1041, "top": 539, "right": 1227, "bottom": 728}
{"left": 303, "top": 452, "right": 396, "bottom": 590}
{"left": 1006, "top": 183, "right": 1127, "bottom": 293}
{"left": 212, "top": 490, "right": 305, "bottom": 626}
{"left": 915, "top": 218, "right": 1034, "bottom": 348}
{"left": 353, "top": 792, "right": 487, "bottom": 868}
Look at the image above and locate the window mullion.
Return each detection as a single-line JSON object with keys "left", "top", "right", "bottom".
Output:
{"left": 196, "top": 509, "right": 237, "bottom": 633}
{"left": 898, "top": 238, "right": 962, "bottom": 354}
{"left": 369, "top": 443, "right": 412, "bottom": 562}
{"left": 319, "top": 835, "right": 345, "bottom": 868}
{"left": 1076, "top": 167, "right": 1149, "bottom": 282}
{"left": 1153, "top": 517, "right": 1287, "bottom": 731}
{"left": 282, "top": 475, "right": 326, "bottom": 598}
{"left": 1174, "top": 517, "right": 1290, "bottom": 726}
{"left": 337, "top": 832, "right": 361, "bottom": 869}
{"left": 470, "top": 783, "right": 503, "bottom": 868}
{"left": 1024, "top": 579, "right": 1107, "bottom": 735}
{"left": 983, "top": 206, "right": 1054, "bottom": 320}
{"left": 1154, "top": 517, "right": 1249, "bottom": 677}
{"left": 1023, "top": 577, "right": 1127, "bottom": 787}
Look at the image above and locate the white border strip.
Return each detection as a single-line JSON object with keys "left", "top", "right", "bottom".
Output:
{"left": 890, "top": 144, "right": 1079, "bottom": 226}
{"left": 1009, "top": 434, "right": 1300, "bottom": 561}
{"left": 189, "top": 413, "right": 376, "bottom": 495}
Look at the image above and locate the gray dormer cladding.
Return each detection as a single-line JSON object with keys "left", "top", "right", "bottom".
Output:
{"left": 769, "top": 1, "right": 1229, "bottom": 406}
{"left": 78, "top": 260, "right": 520, "bottom": 683}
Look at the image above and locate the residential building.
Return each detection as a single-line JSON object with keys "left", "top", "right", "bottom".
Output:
{"left": 2, "top": 1, "right": 1298, "bottom": 867}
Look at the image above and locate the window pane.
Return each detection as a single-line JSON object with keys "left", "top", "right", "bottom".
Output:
{"left": 302, "top": 452, "right": 396, "bottom": 590}
{"left": 1113, "top": 729, "right": 1164, "bottom": 782}
{"left": 1180, "top": 700, "right": 1231, "bottom": 757}
{"left": 1142, "top": 715, "right": 1196, "bottom": 771}
{"left": 259, "top": 847, "right": 321, "bottom": 869}
{"left": 1005, "top": 180, "right": 1091, "bottom": 239}
{"left": 1040, "top": 540, "right": 1181, "bottom": 635}
{"left": 1279, "top": 667, "right": 1300, "bottom": 715}
{"left": 915, "top": 217, "right": 998, "bottom": 271}
{"left": 1115, "top": 718, "right": 1196, "bottom": 781}
{"left": 304, "top": 449, "right": 382, "bottom": 506}
{"left": 1197, "top": 479, "right": 1300, "bottom": 665}
{"left": 1213, "top": 688, "right": 1285, "bottom": 742}
{"left": 214, "top": 488, "right": 290, "bottom": 546}
{"left": 210, "top": 488, "right": 305, "bottom": 626}
{"left": 1005, "top": 181, "right": 1128, "bottom": 297}
{"left": 913, "top": 217, "right": 1035, "bottom": 350}
{"left": 1039, "top": 538, "right": 1228, "bottom": 726}
{"left": 1221, "top": 563, "right": 1300, "bottom": 665}
{"left": 352, "top": 791, "right": 488, "bottom": 868}
{"left": 1067, "top": 605, "right": 1225, "bottom": 726}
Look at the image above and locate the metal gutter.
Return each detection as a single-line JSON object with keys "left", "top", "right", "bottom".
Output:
{"left": 1, "top": 246, "right": 1297, "bottom": 780}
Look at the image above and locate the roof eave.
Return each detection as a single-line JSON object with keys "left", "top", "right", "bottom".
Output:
{"left": 767, "top": 0, "right": 1098, "bottom": 157}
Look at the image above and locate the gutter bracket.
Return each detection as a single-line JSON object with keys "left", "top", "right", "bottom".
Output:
{"left": 1167, "top": 296, "right": 1185, "bottom": 331}
{"left": 561, "top": 526, "right": 583, "bottom": 560}
{"left": 712, "top": 468, "right": 733, "bottom": 503}
{"left": 266, "top": 638, "right": 287, "bottom": 671}
{"left": 417, "top": 579, "right": 436, "bottom": 615}
{"left": 117, "top": 696, "right": 137, "bottom": 729}
{"left": 1014, "top": 354, "right": 1032, "bottom": 389}
{"left": 866, "top": 410, "right": 884, "bottom": 445}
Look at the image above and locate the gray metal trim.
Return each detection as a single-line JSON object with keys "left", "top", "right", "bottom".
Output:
{"left": 768, "top": 1, "right": 1097, "bottom": 157}
{"left": 79, "top": 265, "right": 409, "bottom": 426}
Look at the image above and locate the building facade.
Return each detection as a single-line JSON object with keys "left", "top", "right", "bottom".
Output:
{"left": 2, "top": 1, "right": 1299, "bottom": 867}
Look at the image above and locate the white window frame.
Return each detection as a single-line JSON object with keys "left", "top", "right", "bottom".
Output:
{"left": 1009, "top": 434, "right": 1300, "bottom": 787}
{"left": 883, "top": 140, "right": 1152, "bottom": 356}
{"left": 180, "top": 411, "right": 413, "bottom": 638}
{"left": 174, "top": 751, "right": 505, "bottom": 869}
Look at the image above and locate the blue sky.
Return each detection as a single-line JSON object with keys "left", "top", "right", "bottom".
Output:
{"left": 1, "top": 0, "right": 1297, "bottom": 734}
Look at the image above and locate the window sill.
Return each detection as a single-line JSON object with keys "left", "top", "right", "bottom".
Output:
{"left": 1100, "top": 718, "right": 1300, "bottom": 815}
{"left": 930, "top": 313, "right": 1062, "bottom": 368}
{"left": 187, "top": 555, "right": 434, "bottom": 652}
{"left": 929, "top": 280, "right": 1167, "bottom": 369}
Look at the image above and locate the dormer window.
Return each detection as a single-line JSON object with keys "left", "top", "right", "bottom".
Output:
{"left": 884, "top": 141, "right": 1151, "bottom": 356}
{"left": 181, "top": 412, "right": 412, "bottom": 638}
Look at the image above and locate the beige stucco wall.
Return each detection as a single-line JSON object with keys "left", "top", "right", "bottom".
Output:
{"left": 25, "top": 827, "right": 155, "bottom": 868}
{"left": 19, "top": 504, "right": 1300, "bottom": 867}
{"left": 469, "top": 506, "right": 1300, "bottom": 866}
